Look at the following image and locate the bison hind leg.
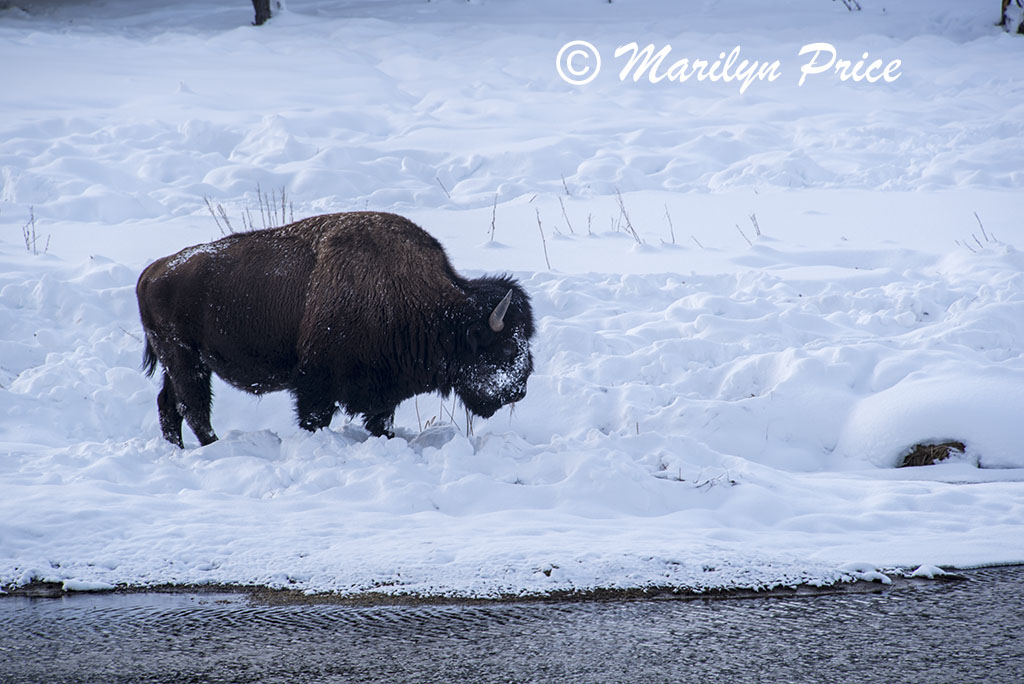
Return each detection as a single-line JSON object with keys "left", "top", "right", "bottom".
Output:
{"left": 160, "top": 352, "right": 218, "bottom": 447}
{"left": 363, "top": 411, "right": 395, "bottom": 439}
{"left": 157, "top": 372, "right": 184, "bottom": 448}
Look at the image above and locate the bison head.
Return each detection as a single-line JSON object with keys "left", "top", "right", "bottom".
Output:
{"left": 455, "top": 278, "right": 535, "bottom": 418}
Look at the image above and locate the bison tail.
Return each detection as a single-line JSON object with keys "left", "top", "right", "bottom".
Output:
{"left": 142, "top": 336, "right": 159, "bottom": 378}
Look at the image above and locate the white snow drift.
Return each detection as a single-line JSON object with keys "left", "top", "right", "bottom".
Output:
{"left": 0, "top": 0, "right": 1022, "bottom": 597}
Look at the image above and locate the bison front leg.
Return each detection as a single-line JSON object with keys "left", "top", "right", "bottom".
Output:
{"left": 296, "top": 399, "right": 337, "bottom": 432}
{"left": 363, "top": 410, "right": 395, "bottom": 439}
{"left": 293, "top": 370, "right": 338, "bottom": 432}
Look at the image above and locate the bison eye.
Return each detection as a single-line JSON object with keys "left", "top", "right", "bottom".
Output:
{"left": 501, "top": 341, "right": 516, "bottom": 359}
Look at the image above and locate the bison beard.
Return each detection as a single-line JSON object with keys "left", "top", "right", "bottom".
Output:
{"left": 136, "top": 212, "right": 535, "bottom": 447}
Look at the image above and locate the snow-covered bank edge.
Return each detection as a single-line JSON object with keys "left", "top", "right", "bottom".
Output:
{"left": 0, "top": 562, "right": 978, "bottom": 604}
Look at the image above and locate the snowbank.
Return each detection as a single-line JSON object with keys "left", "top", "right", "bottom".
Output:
{"left": 1, "top": 0, "right": 1022, "bottom": 596}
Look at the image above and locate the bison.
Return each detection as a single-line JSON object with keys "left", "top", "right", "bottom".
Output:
{"left": 136, "top": 211, "right": 534, "bottom": 447}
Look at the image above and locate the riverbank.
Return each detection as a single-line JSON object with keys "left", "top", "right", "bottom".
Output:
{"left": 2, "top": 565, "right": 1020, "bottom": 684}
{"left": 2, "top": 563, "right": 976, "bottom": 605}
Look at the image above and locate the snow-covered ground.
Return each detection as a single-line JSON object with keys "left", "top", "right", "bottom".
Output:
{"left": 1, "top": 0, "right": 1022, "bottom": 597}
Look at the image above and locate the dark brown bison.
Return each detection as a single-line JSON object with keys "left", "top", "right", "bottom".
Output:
{"left": 136, "top": 211, "right": 534, "bottom": 447}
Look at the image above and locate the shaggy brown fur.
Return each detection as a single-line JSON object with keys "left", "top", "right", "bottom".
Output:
{"left": 137, "top": 212, "right": 534, "bottom": 446}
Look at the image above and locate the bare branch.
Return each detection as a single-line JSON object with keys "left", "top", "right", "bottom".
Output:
{"left": 736, "top": 223, "right": 752, "bottom": 247}
{"left": 489, "top": 193, "right": 498, "bottom": 241}
{"left": 204, "top": 196, "right": 225, "bottom": 235}
{"left": 614, "top": 189, "right": 643, "bottom": 244}
{"left": 558, "top": 196, "right": 575, "bottom": 234}
{"left": 257, "top": 182, "right": 268, "bottom": 229}
{"left": 974, "top": 211, "right": 990, "bottom": 243}
{"left": 435, "top": 176, "right": 451, "bottom": 200}
{"left": 217, "top": 204, "right": 233, "bottom": 234}
{"left": 536, "top": 208, "right": 552, "bottom": 270}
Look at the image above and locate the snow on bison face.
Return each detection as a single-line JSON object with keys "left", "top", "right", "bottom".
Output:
{"left": 455, "top": 287, "right": 534, "bottom": 419}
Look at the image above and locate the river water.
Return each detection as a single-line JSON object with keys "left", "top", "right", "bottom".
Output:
{"left": 2, "top": 565, "right": 1022, "bottom": 683}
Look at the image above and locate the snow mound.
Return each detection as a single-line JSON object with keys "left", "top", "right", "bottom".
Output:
{"left": 1, "top": 0, "right": 1023, "bottom": 597}
{"left": 836, "top": 372, "right": 1024, "bottom": 469}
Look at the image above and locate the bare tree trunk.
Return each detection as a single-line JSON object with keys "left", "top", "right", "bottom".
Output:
{"left": 1001, "top": 0, "right": 1024, "bottom": 33}
{"left": 252, "top": 0, "right": 272, "bottom": 26}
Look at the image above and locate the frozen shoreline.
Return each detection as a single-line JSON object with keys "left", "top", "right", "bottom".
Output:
{"left": 3, "top": 562, "right": 976, "bottom": 603}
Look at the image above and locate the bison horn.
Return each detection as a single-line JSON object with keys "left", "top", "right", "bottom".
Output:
{"left": 489, "top": 289, "right": 513, "bottom": 332}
